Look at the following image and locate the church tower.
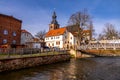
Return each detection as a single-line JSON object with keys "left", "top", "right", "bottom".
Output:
{"left": 49, "top": 11, "right": 59, "bottom": 31}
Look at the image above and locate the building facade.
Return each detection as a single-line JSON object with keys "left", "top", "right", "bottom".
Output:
{"left": 21, "top": 29, "right": 34, "bottom": 45}
{"left": 45, "top": 12, "right": 91, "bottom": 49}
{"left": 26, "top": 38, "right": 45, "bottom": 49}
{"left": 45, "top": 12, "right": 69, "bottom": 48}
{"left": 0, "top": 14, "right": 22, "bottom": 48}
{"left": 45, "top": 27, "right": 68, "bottom": 48}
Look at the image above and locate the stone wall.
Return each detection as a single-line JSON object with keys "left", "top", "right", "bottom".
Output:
{"left": 0, "top": 54, "right": 70, "bottom": 72}
{"left": 69, "top": 49, "right": 93, "bottom": 58}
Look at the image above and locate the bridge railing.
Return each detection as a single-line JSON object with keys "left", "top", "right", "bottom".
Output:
{"left": 78, "top": 43, "right": 120, "bottom": 50}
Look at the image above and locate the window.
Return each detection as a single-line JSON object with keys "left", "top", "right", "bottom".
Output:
{"left": 3, "top": 39, "right": 7, "bottom": 44}
{"left": 13, "top": 32, "right": 16, "bottom": 36}
{"left": 56, "top": 36, "right": 59, "bottom": 39}
{"left": 46, "top": 38, "right": 49, "bottom": 40}
{"left": 52, "top": 43, "right": 54, "bottom": 46}
{"left": 3, "top": 30, "right": 8, "bottom": 35}
{"left": 64, "top": 41, "right": 66, "bottom": 44}
{"left": 51, "top": 37, "right": 53, "bottom": 39}
{"left": 12, "top": 40, "right": 16, "bottom": 44}
{"left": 71, "top": 37, "right": 72, "bottom": 39}
{"left": 56, "top": 41, "right": 60, "bottom": 45}
{"left": 48, "top": 43, "right": 50, "bottom": 46}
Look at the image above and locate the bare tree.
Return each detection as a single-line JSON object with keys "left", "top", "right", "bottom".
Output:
{"left": 98, "top": 23, "right": 119, "bottom": 40}
{"left": 67, "top": 9, "right": 92, "bottom": 46}
{"left": 98, "top": 34, "right": 104, "bottom": 40}
{"left": 35, "top": 30, "right": 46, "bottom": 40}
{"left": 87, "top": 21, "right": 95, "bottom": 40}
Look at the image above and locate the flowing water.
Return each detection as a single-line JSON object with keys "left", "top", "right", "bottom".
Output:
{"left": 0, "top": 57, "right": 120, "bottom": 80}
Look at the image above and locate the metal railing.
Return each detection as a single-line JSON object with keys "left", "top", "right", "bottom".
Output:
{"left": 78, "top": 43, "right": 120, "bottom": 50}
{"left": 0, "top": 48, "right": 67, "bottom": 59}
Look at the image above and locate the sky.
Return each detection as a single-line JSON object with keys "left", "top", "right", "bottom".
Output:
{"left": 0, "top": 0, "right": 120, "bottom": 37}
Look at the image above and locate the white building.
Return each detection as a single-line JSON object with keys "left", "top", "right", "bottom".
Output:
{"left": 68, "top": 32, "right": 78, "bottom": 48}
{"left": 45, "top": 11, "right": 91, "bottom": 49}
{"left": 21, "top": 29, "right": 34, "bottom": 45}
{"left": 45, "top": 27, "right": 68, "bottom": 48}
{"left": 26, "top": 38, "right": 45, "bottom": 49}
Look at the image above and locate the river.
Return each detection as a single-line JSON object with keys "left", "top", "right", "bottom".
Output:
{"left": 0, "top": 57, "right": 120, "bottom": 80}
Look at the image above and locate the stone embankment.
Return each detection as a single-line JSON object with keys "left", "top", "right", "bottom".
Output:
{"left": 81, "top": 50, "right": 120, "bottom": 57}
{"left": 0, "top": 54, "right": 70, "bottom": 72}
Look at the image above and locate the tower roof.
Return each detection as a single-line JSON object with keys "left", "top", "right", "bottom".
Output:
{"left": 51, "top": 11, "right": 58, "bottom": 24}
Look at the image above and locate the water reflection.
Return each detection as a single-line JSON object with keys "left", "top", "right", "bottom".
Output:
{"left": 0, "top": 57, "right": 120, "bottom": 80}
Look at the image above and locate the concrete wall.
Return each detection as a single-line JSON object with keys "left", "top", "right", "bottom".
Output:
{"left": 0, "top": 54, "right": 70, "bottom": 72}
{"left": 69, "top": 49, "right": 93, "bottom": 58}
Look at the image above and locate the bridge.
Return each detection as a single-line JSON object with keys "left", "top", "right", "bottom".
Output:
{"left": 78, "top": 43, "right": 120, "bottom": 50}
{"left": 76, "top": 49, "right": 101, "bottom": 57}
{"left": 76, "top": 43, "right": 120, "bottom": 57}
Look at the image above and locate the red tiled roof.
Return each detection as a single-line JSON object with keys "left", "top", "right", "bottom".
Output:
{"left": 21, "top": 29, "right": 31, "bottom": 34}
{"left": 45, "top": 27, "right": 66, "bottom": 37}
{"left": 83, "top": 30, "right": 90, "bottom": 33}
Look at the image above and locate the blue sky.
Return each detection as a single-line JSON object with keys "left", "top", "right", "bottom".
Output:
{"left": 0, "top": 0, "right": 120, "bottom": 37}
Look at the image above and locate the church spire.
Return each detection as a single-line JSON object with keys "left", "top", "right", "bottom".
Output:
{"left": 51, "top": 11, "right": 58, "bottom": 24}
{"left": 52, "top": 11, "right": 56, "bottom": 19}
{"left": 49, "top": 11, "right": 59, "bottom": 31}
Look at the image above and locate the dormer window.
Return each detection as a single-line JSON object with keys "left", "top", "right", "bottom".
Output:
{"left": 3, "top": 30, "right": 8, "bottom": 35}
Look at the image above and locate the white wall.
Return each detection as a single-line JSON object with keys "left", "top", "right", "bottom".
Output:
{"left": 69, "top": 32, "right": 74, "bottom": 45}
{"left": 21, "top": 33, "right": 33, "bottom": 45}
{"left": 45, "top": 30, "right": 69, "bottom": 48}
{"left": 33, "top": 43, "right": 41, "bottom": 48}
{"left": 45, "top": 35, "right": 64, "bottom": 48}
